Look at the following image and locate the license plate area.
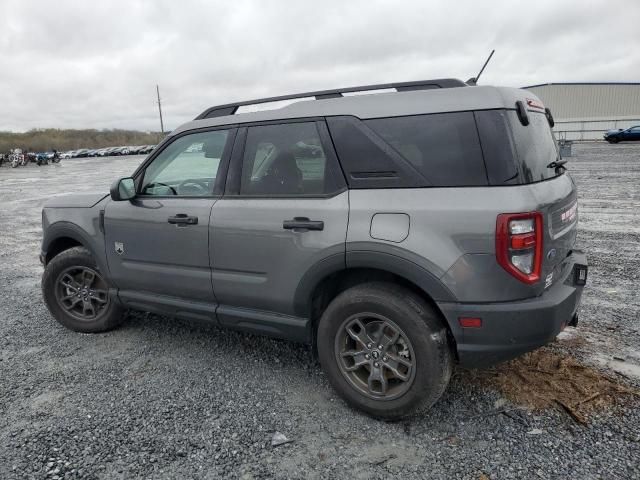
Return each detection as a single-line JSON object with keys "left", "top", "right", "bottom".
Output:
{"left": 574, "top": 264, "right": 588, "bottom": 286}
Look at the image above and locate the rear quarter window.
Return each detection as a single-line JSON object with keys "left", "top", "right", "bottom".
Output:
{"left": 326, "top": 116, "right": 427, "bottom": 189}
{"left": 365, "top": 112, "right": 488, "bottom": 187}
{"left": 474, "top": 110, "right": 520, "bottom": 185}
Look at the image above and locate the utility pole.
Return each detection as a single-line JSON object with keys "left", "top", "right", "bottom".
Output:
{"left": 156, "top": 85, "right": 165, "bottom": 134}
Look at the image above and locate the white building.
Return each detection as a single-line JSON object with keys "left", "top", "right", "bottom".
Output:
{"left": 524, "top": 83, "right": 640, "bottom": 140}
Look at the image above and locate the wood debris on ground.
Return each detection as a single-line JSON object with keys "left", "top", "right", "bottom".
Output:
{"left": 465, "top": 347, "right": 640, "bottom": 423}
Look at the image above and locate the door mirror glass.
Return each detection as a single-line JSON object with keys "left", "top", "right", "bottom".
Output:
{"left": 110, "top": 177, "right": 136, "bottom": 201}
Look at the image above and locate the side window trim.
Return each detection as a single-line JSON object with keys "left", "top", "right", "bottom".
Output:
{"left": 212, "top": 128, "right": 237, "bottom": 196}
{"left": 224, "top": 127, "right": 247, "bottom": 196}
{"left": 133, "top": 126, "right": 237, "bottom": 198}
{"left": 316, "top": 120, "right": 347, "bottom": 191}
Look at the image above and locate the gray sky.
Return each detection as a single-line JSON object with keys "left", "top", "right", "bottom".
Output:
{"left": 1, "top": 0, "right": 638, "bottom": 132}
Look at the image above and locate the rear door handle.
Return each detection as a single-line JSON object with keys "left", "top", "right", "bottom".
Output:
{"left": 283, "top": 217, "right": 324, "bottom": 231}
{"left": 168, "top": 214, "right": 198, "bottom": 225}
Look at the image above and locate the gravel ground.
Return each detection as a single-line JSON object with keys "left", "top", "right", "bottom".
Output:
{"left": 0, "top": 144, "right": 639, "bottom": 479}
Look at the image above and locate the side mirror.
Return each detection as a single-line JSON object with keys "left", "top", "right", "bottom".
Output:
{"left": 110, "top": 177, "right": 136, "bottom": 201}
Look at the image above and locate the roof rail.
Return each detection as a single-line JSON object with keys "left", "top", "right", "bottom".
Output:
{"left": 194, "top": 78, "right": 467, "bottom": 120}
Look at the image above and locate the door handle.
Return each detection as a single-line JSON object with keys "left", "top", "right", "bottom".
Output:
{"left": 283, "top": 217, "right": 324, "bottom": 231}
{"left": 168, "top": 214, "right": 198, "bottom": 225}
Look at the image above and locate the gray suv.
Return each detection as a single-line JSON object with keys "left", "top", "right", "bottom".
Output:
{"left": 40, "top": 78, "right": 588, "bottom": 419}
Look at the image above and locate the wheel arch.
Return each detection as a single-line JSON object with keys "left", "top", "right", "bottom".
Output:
{"left": 294, "top": 252, "right": 461, "bottom": 357}
{"left": 45, "top": 236, "right": 84, "bottom": 264}
{"left": 42, "top": 222, "right": 106, "bottom": 273}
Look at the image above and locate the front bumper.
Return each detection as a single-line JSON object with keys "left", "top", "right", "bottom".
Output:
{"left": 438, "top": 250, "right": 587, "bottom": 368}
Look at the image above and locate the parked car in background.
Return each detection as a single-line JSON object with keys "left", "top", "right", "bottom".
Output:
{"left": 35, "top": 152, "right": 48, "bottom": 165}
{"left": 75, "top": 149, "right": 90, "bottom": 158}
{"left": 60, "top": 151, "right": 73, "bottom": 159}
{"left": 140, "top": 145, "right": 155, "bottom": 154}
{"left": 604, "top": 126, "right": 640, "bottom": 143}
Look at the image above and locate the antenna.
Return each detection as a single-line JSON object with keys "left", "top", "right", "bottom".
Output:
{"left": 467, "top": 49, "right": 495, "bottom": 85}
{"left": 156, "top": 85, "right": 165, "bottom": 134}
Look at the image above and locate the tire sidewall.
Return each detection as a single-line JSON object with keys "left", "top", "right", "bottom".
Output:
{"left": 317, "top": 283, "right": 451, "bottom": 419}
{"left": 42, "top": 247, "right": 122, "bottom": 333}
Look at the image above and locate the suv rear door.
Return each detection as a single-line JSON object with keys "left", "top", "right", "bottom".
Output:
{"left": 103, "top": 128, "right": 235, "bottom": 313}
{"left": 210, "top": 120, "right": 348, "bottom": 339}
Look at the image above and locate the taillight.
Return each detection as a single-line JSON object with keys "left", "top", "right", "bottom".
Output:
{"left": 496, "top": 212, "right": 543, "bottom": 284}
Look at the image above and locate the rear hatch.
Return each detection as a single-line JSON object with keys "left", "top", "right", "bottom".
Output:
{"left": 506, "top": 99, "right": 578, "bottom": 294}
{"left": 475, "top": 93, "right": 578, "bottom": 296}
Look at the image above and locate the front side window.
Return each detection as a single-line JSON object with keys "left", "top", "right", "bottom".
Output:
{"left": 240, "top": 122, "right": 331, "bottom": 195}
{"left": 141, "top": 130, "right": 229, "bottom": 196}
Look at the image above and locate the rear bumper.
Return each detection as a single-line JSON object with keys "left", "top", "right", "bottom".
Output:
{"left": 438, "top": 250, "right": 587, "bottom": 368}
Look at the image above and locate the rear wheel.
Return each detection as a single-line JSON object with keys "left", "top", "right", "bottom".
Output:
{"left": 317, "top": 282, "right": 452, "bottom": 420}
{"left": 42, "top": 247, "right": 124, "bottom": 332}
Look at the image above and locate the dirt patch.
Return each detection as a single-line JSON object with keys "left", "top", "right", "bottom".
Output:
{"left": 468, "top": 347, "right": 640, "bottom": 424}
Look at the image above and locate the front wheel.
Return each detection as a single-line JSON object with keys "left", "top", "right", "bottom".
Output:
{"left": 317, "top": 282, "right": 452, "bottom": 420}
{"left": 42, "top": 246, "right": 124, "bottom": 333}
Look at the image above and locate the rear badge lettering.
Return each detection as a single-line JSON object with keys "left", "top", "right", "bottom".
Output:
{"left": 115, "top": 242, "right": 124, "bottom": 255}
{"left": 545, "top": 272, "right": 554, "bottom": 289}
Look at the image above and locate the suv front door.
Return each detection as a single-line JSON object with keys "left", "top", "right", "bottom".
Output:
{"left": 210, "top": 121, "right": 348, "bottom": 339}
{"left": 104, "top": 128, "right": 235, "bottom": 314}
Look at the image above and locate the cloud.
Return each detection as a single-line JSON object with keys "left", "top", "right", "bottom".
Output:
{"left": 0, "top": 0, "right": 638, "bottom": 131}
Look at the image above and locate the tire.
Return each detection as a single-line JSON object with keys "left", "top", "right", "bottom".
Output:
{"left": 42, "top": 246, "right": 124, "bottom": 333}
{"left": 610, "top": 137, "right": 619, "bottom": 144}
{"left": 317, "top": 282, "right": 452, "bottom": 420}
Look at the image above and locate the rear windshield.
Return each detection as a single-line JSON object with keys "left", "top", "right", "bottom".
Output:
{"left": 507, "top": 110, "right": 560, "bottom": 183}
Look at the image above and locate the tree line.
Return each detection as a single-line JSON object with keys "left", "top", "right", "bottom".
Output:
{"left": 0, "top": 128, "right": 165, "bottom": 153}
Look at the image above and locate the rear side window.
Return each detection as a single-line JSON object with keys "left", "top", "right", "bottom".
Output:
{"left": 507, "top": 110, "right": 560, "bottom": 183}
{"left": 240, "top": 122, "right": 338, "bottom": 195}
{"left": 365, "top": 112, "right": 488, "bottom": 186}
